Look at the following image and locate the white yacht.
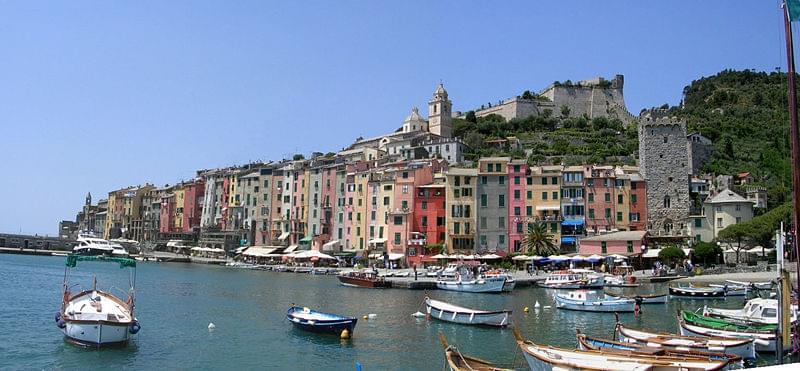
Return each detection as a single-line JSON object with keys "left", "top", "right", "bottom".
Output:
{"left": 703, "top": 298, "right": 798, "bottom": 325}
{"left": 73, "top": 236, "right": 115, "bottom": 256}
{"left": 538, "top": 269, "right": 605, "bottom": 289}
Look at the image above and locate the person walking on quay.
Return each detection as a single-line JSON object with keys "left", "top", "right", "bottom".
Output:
{"left": 413, "top": 265, "right": 418, "bottom": 281}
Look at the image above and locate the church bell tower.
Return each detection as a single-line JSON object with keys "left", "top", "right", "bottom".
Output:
{"left": 428, "top": 83, "right": 452, "bottom": 138}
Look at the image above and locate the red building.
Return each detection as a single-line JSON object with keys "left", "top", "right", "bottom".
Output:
{"left": 182, "top": 179, "right": 205, "bottom": 233}
{"left": 409, "top": 183, "right": 446, "bottom": 265}
{"left": 629, "top": 175, "right": 647, "bottom": 231}
{"left": 159, "top": 193, "right": 176, "bottom": 233}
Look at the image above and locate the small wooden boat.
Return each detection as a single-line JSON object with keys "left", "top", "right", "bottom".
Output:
{"left": 577, "top": 330, "right": 742, "bottom": 368}
{"left": 605, "top": 291, "right": 668, "bottom": 304}
{"left": 703, "top": 298, "right": 798, "bottom": 325}
{"left": 286, "top": 306, "right": 357, "bottom": 335}
{"left": 57, "top": 255, "right": 140, "bottom": 347}
{"left": 538, "top": 269, "right": 604, "bottom": 289}
{"left": 669, "top": 286, "right": 725, "bottom": 298}
{"left": 514, "top": 329, "right": 730, "bottom": 370}
{"left": 682, "top": 310, "right": 776, "bottom": 332}
{"left": 337, "top": 271, "right": 392, "bottom": 288}
{"left": 615, "top": 321, "right": 756, "bottom": 361}
{"left": 678, "top": 312, "right": 776, "bottom": 353}
{"left": 439, "top": 332, "right": 512, "bottom": 371}
{"left": 554, "top": 290, "right": 635, "bottom": 312}
{"left": 425, "top": 297, "right": 511, "bottom": 327}
{"left": 437, "top": 276, "right": 506, "bottom": 293}
{"left": 482, "top": 270, "right": 516, "bottom": 292}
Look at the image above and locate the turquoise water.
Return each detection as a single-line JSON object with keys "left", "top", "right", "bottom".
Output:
{"left": 0, "top": 254, "right": 793, "bottom": 370}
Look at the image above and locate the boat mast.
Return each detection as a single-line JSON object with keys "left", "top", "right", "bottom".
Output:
{"left": 782, "top": 0, "right": 800, "bottom": 347}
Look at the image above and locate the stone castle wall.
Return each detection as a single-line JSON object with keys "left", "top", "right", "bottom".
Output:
{"left": 638, "top": 114, "right": 691, "bottom": 236}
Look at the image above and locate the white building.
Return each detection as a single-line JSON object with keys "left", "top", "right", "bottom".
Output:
{"left": 688, "top": 190, "right": 753, "bottom": 242}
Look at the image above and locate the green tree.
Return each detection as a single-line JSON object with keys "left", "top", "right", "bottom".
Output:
{"left": 717, "top": 223, "right": 752, "bottom": 263}
{"left": 522, "top": 222, "right": 559, "bottom": 256}
{"left": 521, "top": 90, "right": 535, "bottom": 100}
{"left": 292, "top": 153, "right": 305, "bottom": 161}
{"left": 561, "top": 105, "right": 571, "bottom": 118}
{"left": 692, "top": 241, "right": 721, "bottom": 266}
{"left": 658, "top": 245, "right": 686, "bottom": 266}
{"left": 465, "top": 110, "right": 477, "bottom": 123}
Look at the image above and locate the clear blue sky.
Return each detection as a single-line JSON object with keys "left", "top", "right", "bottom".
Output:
{"left": 0, "top": 1, "right": 790, "bottom": 235}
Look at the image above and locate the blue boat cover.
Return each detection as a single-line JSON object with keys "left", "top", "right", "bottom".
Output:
{"left": 561, "top": 236, "right": 576, "bottom": 244}
{"left": 561, "top": 220, "right": 584, "bottom": 226}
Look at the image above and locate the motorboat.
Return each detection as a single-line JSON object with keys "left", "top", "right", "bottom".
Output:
{"left": 703, "top": 298, "right": 798, "bottom": 325}
{"left": 425, "top": 297, "right": 511, "bottom": 327}
{"left": 708, "top": 284, "right": 747, "bottom": 297}
{"left": 669, "top": 285, "right": 725, "bottom": 298}
{"left": 615, "top": 321, "right": 756, "bottom": 361}
{"left": 72, "top": 236, "right": 115, "bottom": 256}
{"left": 436, "top": 268, "right": 506, "bottom": 293}
{"left": 56, "top": 255, "right": 140, "bottom": 347}
{"left": 678, "top": 311, "right": 776, "bottom": 353}
{"left": 286, "top": 306, "right": 357, "bottom": 336}
{"left": 514, "top": 330, "right": 730, "bottom": 370}
{"left": 293, "top": 266, "right": 312, "bottom": 273}
{"left": 605, "top": 275, "right": 640, "bottom": 288}
{"left": 576, "top": 330, "right": 742, "bottom": 368}
{"left": 109, "top": 241, "right": 129, "bottom": 257}
{"left": 537, "top": 269, "right": 604, "bottom": 289}
{"left": 554, "top": 290, "right": 635, "bottom": 312}
{"left": 337, "top": 270, "right": 392, "bottom": 288}
{"left": 439, "top": 332, "right": 513, "bottom": 371}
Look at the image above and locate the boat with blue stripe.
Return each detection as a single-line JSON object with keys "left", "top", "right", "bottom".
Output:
{"left": 286, "top": 306, "right": 357, "bottom": 336}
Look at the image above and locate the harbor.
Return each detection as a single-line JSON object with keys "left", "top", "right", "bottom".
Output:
{"left": 2, "top": 253, "right": 798, "bottom": 370}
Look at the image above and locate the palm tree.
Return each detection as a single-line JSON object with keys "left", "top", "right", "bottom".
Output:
{"left": 522, "top": 222, "right": 559, "bottom": 256}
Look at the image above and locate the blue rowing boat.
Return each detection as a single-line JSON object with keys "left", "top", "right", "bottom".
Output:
{"left": 286, "top": 306, "right": 357, "bottom": 335}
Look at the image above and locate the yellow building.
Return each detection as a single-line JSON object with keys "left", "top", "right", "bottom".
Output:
{"left": 348, "top": 171, "right": 370, "bottom": 250}
{"left": 103, "top": 192, "right": 118, "bottom": 239}
{"left": 527, "top": 165, "right": 562, "bottom": 245}
{"left": 173, "top": 187, "right": 185, "bottom": 231}
{"left": 445, "top": 168, "right": 477, "bottom": 253}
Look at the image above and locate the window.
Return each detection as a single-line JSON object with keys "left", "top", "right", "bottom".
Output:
{"left": 664, "top": 196, "right": 671, "bottom": 208}
{"left": 402, "top": 185, "right": 409, "bottom": 194}
{"left": 383, "top": 196, "right": 390, "bottom": 206}
{"left": 551, "top": 222, "right": 557, "bottom": 232}
{"left": 552, "top": 191, "right": 558, "bottom": 200}
{"left": 605, "top": 208, "right": 611, "bottom": 218}
{"left": 526, "top": 177, "right": 532, "bottom": 185}
{"left": 617, "top": 195, "right": 623, "bottom": 204}
{"left": 464, "top": 205, "right": 471, "bottom": 218}
{"left": 481, "top": 176, "right": 487, "bottom": 185}
{"left": 498, "top": 235, "right": 505, "bottom": 245}
{"left": 541, "top": 177, "right": 548, "bottom": 185}
{"left": 454, "top": 176, "right": 461, "bottom": 186}
{"left": 617, "top": 212, "right": 623, "bottom": 222}
{"left": 514, "top": 207, "right": 521, "bottom": 216}
{"left": 480, "top": 235, "right": 487, "bottom": 245}
{"left": 348, "top": 212, "right": 352, "bottom": 221}
{"left": 499, "top": 176, "right": 505, "bottom": 185}
{"left": 663, "top": 136, "right": 668, "bottom": 143}
{"left": 604, "top": 193, "right": 610, "bottom": 202}
{"left": 464, "top": 177, "right": 471, "bottom": 185}
{"left": 735, "top": 204, "right": 741, "bottom": 211}
{"left": 437, "top": 217, "right": 444, "bottom": 226}
{"left": 736, "top": 217, "right": 741, "bottom": 224}
{"left": 454, "top": 222, "right": 460, "bottom": 234}
{"left": 481, "top": 194, "right": 488, "bottom": 207}
{"left": 588, "top": 209, "right": 595, "bottom": 219}
{"left": 516, "top": 222, "right": 523, "bottom": 233}
{"left": 498, "top": 217, "right": 505, "bottom": 228}
{"left": 394, "top": 233, "right": 401, "bottom": 244}
{"left": 694, "top": 219, "right": 702, "bottom": 228}
{"left": 526, "top": 206, "right": 532, "bottom": 216}
{"left": 498, "top": 195, "right": 505, "bottom": 207}
{"left": 626, "top": 241, "right": 633, "bottom": 253}
{"left": 527, "top": 190, "right": 532, "bottom": 199}
{"left": 401, "top": 200, "right": 408, "bottom": 209}
{"left": 717, "top": 218, "right": 723, "bottom": 228}
{"left": 630, "top": 213, "right": 639, "bottom": 222}
{"left": 631, "top": 194, "right": 637, "bottom": 203}
{"left": 480, "top": 217, "right": 487, "bottom": 229}
{"left": 514, "top": 189, "right": 521, "bottom": 199}
{"left": 421, "top": 216, "right": 428, "bottom": 226}
{"left": 601, "top": 241, "right": 607, "bottom": 254}
{"left": 394, "top": 216, "right": 403, "bottom": 225}
{"left": 371, "top": 211, "right": 376, "bottom": 220}
{"left": 513, "top": 165, "right": 520, "bottom": 172}
{"left": 453, "top": 189, "right": 460, "bottom": 198}
{"left": 514, "top": 176, "right": 520, "bottom": 185}
{"left": 421, "top": 201, "right": 428, "bottom": 210}
{"left": 542, "top": 192, "right": 548, "bottom": 200}
{"left": 495, "top": 164, "right": 501, "bottom": 172}
{"left": 551, "top": 177, "right": 558, "bottom": 185}
{"left": 588, "top": 193, "right": 594, "bottom": 202}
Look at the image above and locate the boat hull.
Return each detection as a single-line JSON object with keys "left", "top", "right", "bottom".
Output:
{"left": 606, "top": 293, "right": 668, "bottom": 304}
{"left": 555, "top": 295, "right": 635, "bottom": 312}
{"left": 669, "top": 286, "right": 725, "bottom": 298}
{"left": 286, "top": 307, "right": 357, "bottom": 335}
{"left": 617, "top": 324, "right": 756, "bottom": 361}
{"left": 678, "top": 320, "right": 774, "bottom": 353}
{"left": 425, "top": 299, "right": 510, "bottom": 327}
{"left": 337, "top": 274, "right": 391, "bottom": 288}
{"left": 61, "top": 321, "right": 132, "bottom": 347}
{"left": 436, "top": 277, "right": 506, "bottom": 293}
{"left": 578, "top": 334, "right": 742, "bottom": 369}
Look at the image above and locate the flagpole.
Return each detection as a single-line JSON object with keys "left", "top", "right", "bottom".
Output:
{"left": 783, "top": 1, "right": 800, "bottom": 302}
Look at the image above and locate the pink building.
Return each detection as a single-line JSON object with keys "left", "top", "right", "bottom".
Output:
{"left": 291, "top": 167, "right": 305, "bottom": 245}
{"left": 578, "top": 231, "right": 647, "bottom": 256}
{"left": 629, "top": 175, "right": 647, "bottom": 231}
{"left": 159, "top": 194, "right": 175, "bottom": 233}
{"left": 507, "top": 159, "right": 527, "bottom": 253}
{"left": 585, "top": 166, "right": 616, "bottom": 235}
{"left": 388, "top": 165, "right": 434, "bottom": 260}
{"left": 319, "top": 164, "right": 337, "bottom": 246}
{"left": 182, "top": 180, "right": 205, "bottom": 233}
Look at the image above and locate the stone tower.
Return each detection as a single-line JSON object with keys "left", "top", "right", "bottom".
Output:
{"left": 85, "top": 192, "right": 92, "bottom": 206}
{"left": 428, "top": 83, "right": 452, "bottom": 138}
{"left": 638, "top": 112, "right": 690, "bottom": 237}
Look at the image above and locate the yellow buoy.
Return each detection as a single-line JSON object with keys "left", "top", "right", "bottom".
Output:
{"left": 363, "top": 315, "right": 368, "bottom": 320}
{"left": 340, "top": 329, "right": 350, "bottom": 339}
{"left": 523, "top": 306, "right": 529, "bottom": 313}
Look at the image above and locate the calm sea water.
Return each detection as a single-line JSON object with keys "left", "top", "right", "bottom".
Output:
{"left": 0, "top": 254, "right": 792, "bottom": 370}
